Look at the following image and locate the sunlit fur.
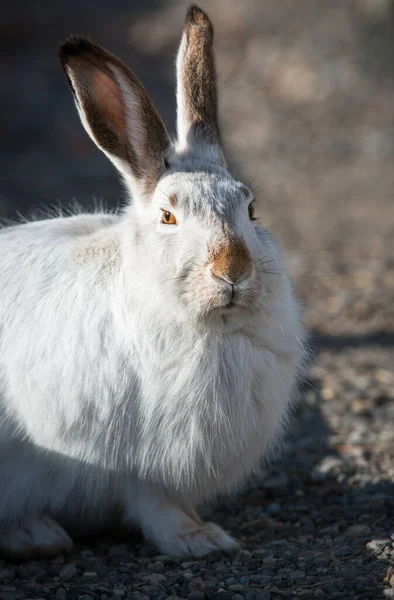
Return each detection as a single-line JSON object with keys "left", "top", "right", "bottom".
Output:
{"left": 0, "top": 9, "right": 305, "bottom": 559}
{"left": 0, "top": 161, "right": 304, "bottom": 556}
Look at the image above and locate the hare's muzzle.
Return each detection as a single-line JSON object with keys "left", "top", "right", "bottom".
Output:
{"left": 209, "top": 237, "right": 253, "bottom": 287}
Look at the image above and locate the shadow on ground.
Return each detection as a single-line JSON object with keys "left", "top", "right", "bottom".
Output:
{"left": 208, "top": 366, "right": 394, "bottom": 598}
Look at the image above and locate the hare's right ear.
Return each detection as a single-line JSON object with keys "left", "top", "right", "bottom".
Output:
{"left": 59, "top": 37, "right": 170, "bottom": 198}
{"left": 176, "top": 6, "right": 226, "bottom": 167}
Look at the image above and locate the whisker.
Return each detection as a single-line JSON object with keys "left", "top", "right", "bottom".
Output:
{"left": 130, "top": 274, "right": 189, "bottom": 292}
{"left": 260, "top": 270, "right": 282, "bottom": 276}
{"left": 282, "top": 248, "right": 328, "bottom": 255}
{"left": 247, "top": 172, "right": 260, "bottom": 190}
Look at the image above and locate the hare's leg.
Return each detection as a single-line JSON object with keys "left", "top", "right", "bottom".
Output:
{"left": 0, "top": 515, "right": 73, "bottom": 560}
{"left": 0, "top": 431, "right": 75, "bottom": 559}
{"left": 124, "top": 483, "right": 239, "bottom": 557}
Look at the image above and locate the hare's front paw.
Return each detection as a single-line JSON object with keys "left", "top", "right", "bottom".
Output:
{"left": 126, "top": 484, "right": 239, "bottom": 558}
{"left": 155, "top": 518, "right": 239, "bottom": 558}
{"left": 0, "top": 515, "right": 74, "bottom": 560}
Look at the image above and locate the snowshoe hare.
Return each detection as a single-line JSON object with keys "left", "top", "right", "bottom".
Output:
{"left": 0, "top": 5, "right": 304, "bottom": 559}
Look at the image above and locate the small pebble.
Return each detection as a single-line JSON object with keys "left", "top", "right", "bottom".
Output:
{"left": 228, "top": 584, "right": 244, "bottom": 592}
{"left": 189, "top": 578, "right": 205, "bottom": 591}
{"left": 217, "top": 592, "right": 233, "bottom": 600}
{"left": 141, "top": 573, "right": 166, "bottom": 585}
{"left": 344, "top": 524, "right": 372, "bottom": 540}
{"left": 154, "top": 555, "right": 175, "bottom": 564}
{"left": 255, "top": 593, "right": 271, "bottom": 600}
{"left": 187, "top": 592, "right": 205, "bottom": 600}
{"left": 253, "top": 549, "right": 273, "bottom": 559}
{"left": 266, "top": 504, "right": 281, "bottom": 515}
{"left": 367, "top": 539, "right": 391, "bottom": 553}
{"left": 59, "top": 564, "right": 77, "bottom": 580}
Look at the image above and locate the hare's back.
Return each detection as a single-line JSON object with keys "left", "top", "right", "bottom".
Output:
{"left": 0, "top": 212, "right": 119, "bottom": 326}
{"left": 0, "top": 212, "right": 117, "bottom": 241}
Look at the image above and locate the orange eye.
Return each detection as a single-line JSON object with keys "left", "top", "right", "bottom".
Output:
{"left": 161, "top": 210, "right": 177, "bottom": 225}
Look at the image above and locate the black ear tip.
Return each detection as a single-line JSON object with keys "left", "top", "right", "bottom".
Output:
{"left": 185, "top": 5, "right": 211, "bottom": 26}
{"left": 58, "top": 35, "right": 93, "bottom": 61}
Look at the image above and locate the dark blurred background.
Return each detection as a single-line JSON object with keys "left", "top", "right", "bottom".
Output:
{"left": 1, "top": 0, "right": 394, "bottom": 334}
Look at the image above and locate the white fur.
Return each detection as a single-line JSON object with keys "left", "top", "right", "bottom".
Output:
{"left": 176, "top": 32, "right": 192, "bottom": 153}
{"left": 0, "top": 22, "right": 305, "bottom": 560}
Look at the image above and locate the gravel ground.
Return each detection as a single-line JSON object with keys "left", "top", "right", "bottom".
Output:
{"left": 1, "top": 1, "right": 394, "bottom": 598}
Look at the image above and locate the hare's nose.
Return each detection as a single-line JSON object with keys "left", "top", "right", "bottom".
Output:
{"left": 210, "top": 238, "right": 253, "bottom": 286}
{"left": 211, "top": 266, "right": 251, "bottom": 286}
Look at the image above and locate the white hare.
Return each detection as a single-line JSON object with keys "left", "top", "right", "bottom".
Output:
{"left": 0, "top": 5, "right": 304, "bottom": 559}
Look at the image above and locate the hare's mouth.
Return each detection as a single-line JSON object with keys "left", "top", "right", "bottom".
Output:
{"left": 210, "top": 295, "right": 251, "bottom": 316}
{"left": 185, "top": 270, "right": 260, "bottom": 320}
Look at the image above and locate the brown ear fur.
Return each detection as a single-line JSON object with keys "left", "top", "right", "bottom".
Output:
{"left": 178, "top": 6, "right": 220, "bottom": 147}
{"left": 59, "top": 36, "right": 170, "bottom": 195}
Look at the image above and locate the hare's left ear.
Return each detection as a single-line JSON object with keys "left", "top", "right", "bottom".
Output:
{"left": 176, "top": 5, "right": 226, "bottom": 167}
{"left": 59, "top": 36, "right": 171, "bottom": 198}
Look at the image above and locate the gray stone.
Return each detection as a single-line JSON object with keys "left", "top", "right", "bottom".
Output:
{"left": 187, "top": 592, "right": 205, "bottom": 600}
{"left": 344, "top": 524, "right": 371, "bottom": 540}
{"left": 289, "top": 570, "right": 306, "bottom": 581}
{"left": 255, "top": 593, "right": 271, "bottom": 600}
{"left": 228, "top": 584, "right": 244, "bottom": 592}
{"left": 141, "top": 573, "right": 166, "bottom": 585}
{"left": 189, "top": 578, "right": 205, "bottom": 591}
{"left": 252, "top": 549, "right": 274, "bottom": 559}
{"left": 367, "top": 538, "right": 391, "bottom": 553}
{"left": 59, "top": 564, "right": 78, "bottom": 581}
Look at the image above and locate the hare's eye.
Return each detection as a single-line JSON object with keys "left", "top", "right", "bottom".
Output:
{"left": 161, "top": 210, "right": 177, "bottom": 225}
{"left": 248, "top": 201, "right": 256, "bottom": 221}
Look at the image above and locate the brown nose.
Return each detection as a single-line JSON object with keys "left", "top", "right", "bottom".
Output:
{"left": 210, "top": 238, "right": 253, "bottom": 285}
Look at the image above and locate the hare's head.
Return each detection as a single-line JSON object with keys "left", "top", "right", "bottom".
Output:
{"left": 60, "top": 6, "right": 282, "bottom": 326}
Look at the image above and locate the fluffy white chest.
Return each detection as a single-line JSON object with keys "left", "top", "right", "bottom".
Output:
{"left": 132, "top": 327, "right": 296, "bottom": 499}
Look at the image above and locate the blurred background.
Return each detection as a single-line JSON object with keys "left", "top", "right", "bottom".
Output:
{"left": 1, "top": 1, "right": 394, "bottom": 595}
